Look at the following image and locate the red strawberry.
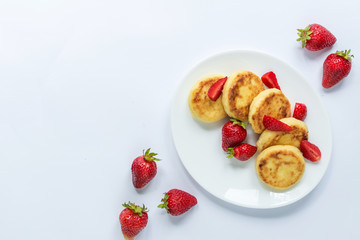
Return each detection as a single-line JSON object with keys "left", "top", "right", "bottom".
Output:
{"left": 293, "top": 102, "right": 307, "bottom": 121}
{"left": 261, "top": 71, "right": 281, "bottom": 90}
{"left": 322, "top": 50, "right": 353, "bottom": 89}
{"left": 222, "top": 118, "right": 247, "bottom": 151}
{"left": 119, "top": 202, "right": 148, "bottom": 240}
{"left": 263, "top": 115, "right": 293, "bottom": 132}
{"left": 158, "top": 189, "right": 197, "bottom": 216}
{"left": 300, "top": 140, "right": 321, "bottom": 162}
{"left": 208, "top": 76, "right": 228, "bottom": 101}
{"left": 131, "top": 148, "right": 160, "bottom": 189}
{"left": 297, "top": 24, "right": 336, "bottom": 51}
{"left": 227, "top": 143, "right": 257, "bottom": 161}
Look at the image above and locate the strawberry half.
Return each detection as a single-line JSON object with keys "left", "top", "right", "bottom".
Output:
{"left": 207, "top": 76, "right": 228, "bottom": 101}
{"left": 261, "top": 71, "right": 281, "bottom": 90}
{"left": 222, "top": 118, "right": 247, "bottom": 151}
{"left": 293, "top": 102, "right": 307, "bottom": 121}
{"left": 227, "top": 143, "right": 257, "bottom": 161}
{"left": 119, "top": 202, "right": 149, "bottom": 240}
{"left": 158, "top": 189, "right": 197, "bottom": 216}
{"left": 263, "top": 115, "right": 293, "bottom": 132}
{"left": 300, "top": 140, "right": 321, "bottom": 162}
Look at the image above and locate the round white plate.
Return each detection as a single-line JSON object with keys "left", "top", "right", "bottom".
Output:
{"left": 171, "top": 49, "right": 332, "bottom": 209}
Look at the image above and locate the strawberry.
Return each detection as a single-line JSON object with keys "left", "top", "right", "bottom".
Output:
{"left": 158, "top": 189, "right": 197, "bottom": 216}
{"left": 297, "top": 24, "right": 336, "bottom": 51}
{"left": 119, "top": 202, "right": 148, "bottom": 240}
{"left": 222, "top": 118, "right": 247, "bottom": 151}
{"left": 322, "top": 50, "right": 353, "bottom": 89}
{"left": 293, "top": 102, "right": 307, "bottom": 121}
{"left": 261, "top": 71, "right": 281, "bottom": 90}
{"left": 300, "top": 140, "right": 321, "bottom": 162}
{"left": 208, "top": 76, "right": 228, "bottom": 101}
{"left": 263, "top": 115, "right": 293, "bottom": 132}
{"left": 227, "top": 143, "right": 257, "bottom": 161}
{"left": 131, "top": 148, "right": 160, "bottom": 189}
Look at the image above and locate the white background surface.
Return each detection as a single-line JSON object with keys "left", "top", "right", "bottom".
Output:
{"left": 0, "top": 0, "right": 359, "bottom": 239}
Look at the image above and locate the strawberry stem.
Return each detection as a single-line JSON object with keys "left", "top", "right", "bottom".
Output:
{"left": 296, "top": 25, "right": 312, "bottom": 48}
{"left": 226, "top": 148, "right": 235, "bottom": 158}
{"left": 143, "top": 148, "right": 160, "bottom": 161}
{"left": 122, "top": 202, "right": 148, "bottom": 217}
{"left": 230, "top": 118, "right": 248, "bottom": 129}
{"left": 157, "top": 192, "right": 170, "bottom": 213}
{"left": 336, "top": 49, "right": 354, "bottom": 62}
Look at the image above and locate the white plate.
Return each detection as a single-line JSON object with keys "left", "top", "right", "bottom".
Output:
{"left": 171, "top": 49, "right": 332, "bottom": 209}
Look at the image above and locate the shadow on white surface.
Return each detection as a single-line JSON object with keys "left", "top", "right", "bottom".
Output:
{"left": 163, "top": 206, "right": 199, "bottom": 225}
{"left": 321, "top": 79, "right": 348, "bottom": 94}
{"left": 300, "top": 45, "right": 335, "bottom": 60}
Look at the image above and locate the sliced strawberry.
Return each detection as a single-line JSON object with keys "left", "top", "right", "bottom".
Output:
{"left": 293, "top": 102, "right": 307, "bottom": 121}
{"left": 261, "top": 71, "right": 281, "bottom": 90}
{"left": 300, "top": 140, "right": 321, "bottom": 162}
{"left": 227, "top": 143, "right": 257, "bottom": 161}
{"left": 263, "top": 115, "right": 293, "bottom": 132}
{"left": 207, "top": 76, "right": 228, "bottom": 101}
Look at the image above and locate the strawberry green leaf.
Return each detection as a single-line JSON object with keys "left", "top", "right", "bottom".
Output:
{"left": 157, "top": 192, "right": 170, "bottom": 213}
{"left": 297, "top": 25, "right": 313, "bottom": 48}
{"left": 143, "top": 148, "right": 161, "bottom": 161}
{"left": 230, "top": 118, "right": 248, "bottom": 129}
{"left": 226, "top": 148, "right": 235, "bottom": 158}
{"left": 122, "top": 202, "right": 148, "bottom": 217}
{"left": 336, "top": 49, "right": 354, "bottom": 62}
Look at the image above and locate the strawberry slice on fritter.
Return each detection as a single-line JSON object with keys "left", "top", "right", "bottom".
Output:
{"left": 263, "top": 115, "right": 293, "bottom": 132}
{"left": 207, "top": 76, "right": 228, "bottom": 101}
{"left": 261, "top": 71, "right": 281, "bottom": 90}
